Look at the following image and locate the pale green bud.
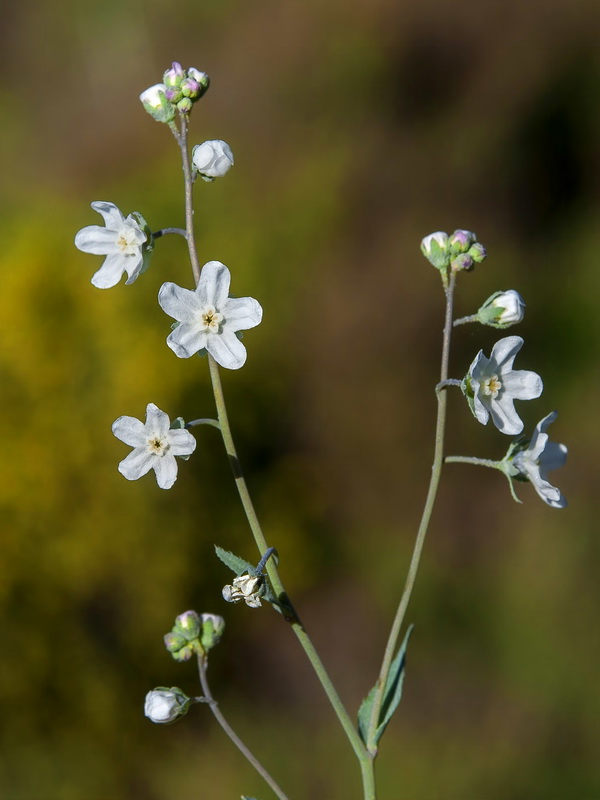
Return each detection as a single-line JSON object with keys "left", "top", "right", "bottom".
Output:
{"left": 140, "top": 84, "right": 175, "bottom": 124}
{"left": 420, "top": 231, "right": 450, "bottom": 270}
{"left": 199, "top": 613, "right": 225, "bottom": 652}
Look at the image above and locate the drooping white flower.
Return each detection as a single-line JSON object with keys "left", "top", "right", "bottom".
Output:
{"left": 510, "top": 412, "right": 568, "bottom": 508}
{"left": 191, "top": 140, "right": 234, "bottom": 181}
{"left": 478, "top": 290, "right": 526, "bottom": 328}
{"left": 144, "top": 688, "right": 190, "bottom": 724}
{"left": 158, "top": 260, "right": 262, "bottom": 370}
{"left": 112, "top": 403, "right": 196, "bottom": 490}
{"left": 464, "top": 336, "right": 543, "bottom": 435}
{"left": 75, "top": 201, "right": 151, "bottom": 289}
{"left": 222, "top": 574, "right": 263, "bottom": 608}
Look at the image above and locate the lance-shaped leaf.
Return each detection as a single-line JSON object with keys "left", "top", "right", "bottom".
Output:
{"left": 215, "top": 545, "right": 257, "bottom": 577}
{"left": 358, "top": 625, "right": 414, "bottom": 747}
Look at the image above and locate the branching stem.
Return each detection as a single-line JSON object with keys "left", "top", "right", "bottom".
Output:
{"left": 365, "top": 272, "right": 457, "bottom": 754}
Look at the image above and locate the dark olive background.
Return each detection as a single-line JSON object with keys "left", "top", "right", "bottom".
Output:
{"left": 0, "top": 1, "right": 598, "bottom": 798}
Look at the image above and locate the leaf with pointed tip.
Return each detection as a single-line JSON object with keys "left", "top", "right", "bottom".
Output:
{"left": 358, "top": 625, "right": 414, "bottom": 746}
{"left": 214, "top": 545, "right": 257, "bottom": 577}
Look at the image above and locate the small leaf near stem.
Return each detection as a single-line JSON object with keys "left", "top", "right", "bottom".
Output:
{"left": 365, "top": 272, "right": 457, "bottom": 755}
{"left": 185, "top": 418, "right": 221, "bottom": 430}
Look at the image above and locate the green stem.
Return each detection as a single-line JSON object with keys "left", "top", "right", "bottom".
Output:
{"left": 453, "top": 313, "right": 478, "bottom": 326}
{"left": 365, "top": 272, "right": 457, "bottom": 754}
{"left": 196, "top": 653, "right": 290, "bottom": 800}
{"left": 177, "top": 118, "right": 376, "bottom": 797}
{"left": 445, "top": 455, "right": 501, "bottom": 469}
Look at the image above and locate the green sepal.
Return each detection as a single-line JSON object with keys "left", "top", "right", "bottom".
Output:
{"left": 142, "top": 91, "right": 176, "bottom": 124}
{"left": 460, "top": 374, "right": 478, "bottom": 421}
{"left": 358, "top": 625, "right": 414, "bottom": 747}
{"left": 131, "top": 211, "right": 154, "bottom": 278}
{"left": 215, "top": 545, "right": 258, "bottom": 577}
{"left": 427, "top": 239, "right": 450, "bottom": 270}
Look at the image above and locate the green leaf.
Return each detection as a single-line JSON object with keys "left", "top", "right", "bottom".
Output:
{"left": 358, "top": 625, "right": 414, "bottom": 747}
{"left": 214, "top": 545, "right": 257, "bottom": 577}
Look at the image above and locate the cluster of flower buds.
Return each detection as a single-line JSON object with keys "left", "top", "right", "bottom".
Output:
{"left": 421, "top": 229, "right": 487, "bottom": 278}
{"left": 164, "top": 610, "right": 225, "bottom": 661}
{"left": 140, "top": 62, "right": 210, "bottom": 121}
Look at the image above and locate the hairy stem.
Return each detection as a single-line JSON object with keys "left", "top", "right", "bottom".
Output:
{"left": 365, "top": 272, "right": 457, "bottom": 754}
{"left": 196, "top": 653, "right": 290, "bottom": 800}
{"left": 177, "top": 120, "right": 376, "bottom": 798}
{"left": 445, "top": 455, "right": 501, "bottom": 469}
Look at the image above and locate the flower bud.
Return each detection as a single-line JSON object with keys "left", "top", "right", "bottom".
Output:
{"left": 222, "top": 574, "right": 263, "bottom": 608}
{"left": 199, "top": 613, "right": 225, "bottom": 652}
{"left": 449, "top": 229, "right": 477, "bottom": 254}
{"left": 192, "top": 140, "right": 235, "bottom": 182}
{"left": 144, "top": 687, "right": 190, "bottom": 724}
{"left": 140, "top": 84, "right": 175, "bottom": 124}
{"left": 468, "top": 242, "right": 487, "bottom": 263}
{"left": 420, "top": 231, "right": 450, "bottom": 270}
{"left": 187, "top": 68, "right": 210, "bottom": 98}
{"left": 477, "top": 290, "right": 525, "bottom": 328}
{"left": 176, "top": 97, "right": 193, "bottom": 114}
{"left": 163, "top": 62, "right": 185, "bottom": 88}
{"left": 451, "top": 253, "right": 474, "bottom": 272}
{"left": 181, "top": 78, "right": 200, "bottom": 99}
{"left": 175, "top": 610, "right": 201, "bottom": 639}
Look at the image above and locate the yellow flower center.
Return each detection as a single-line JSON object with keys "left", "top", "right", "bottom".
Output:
{"left": 200, "top": 305, "right": 223, "bottom": 332}
{"left": 147, "top": 436, "right": 169, "bottom": 456}
{"left": 482, "top": 375, "right": 502, "bottom": 398}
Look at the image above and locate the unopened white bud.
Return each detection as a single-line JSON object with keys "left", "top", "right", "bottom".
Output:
{"left": 144, "top": 687, "right": 190, "bottom": 724}
{"left": 478, "top": 290, "right": 526, "bottom": 328}
{"left": 192, "top": 140, "right": 234, "bottom": 181}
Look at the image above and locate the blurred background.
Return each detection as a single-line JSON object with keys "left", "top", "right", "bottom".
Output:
{"left": 0, "top": 0, "right": 599, "bottom": 798}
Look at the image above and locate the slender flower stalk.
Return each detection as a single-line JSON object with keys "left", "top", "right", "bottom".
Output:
{"left": 365, "top": 272, "right": 457, "bottom": 754}
{"left": 196, "top": 653, "right": 290, "bottom": 800}
{"left": 445, "top": 455, "right": 501, "bottom": 469}
{"left": 176, "top": 115, "right": 376, "bottom": 798}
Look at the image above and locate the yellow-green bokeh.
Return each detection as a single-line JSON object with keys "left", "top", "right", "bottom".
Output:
{"left": 1, "top": 1, "right": 599, "bottom": 798}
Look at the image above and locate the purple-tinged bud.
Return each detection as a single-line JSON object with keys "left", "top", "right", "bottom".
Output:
{"left": 175, "top": 610, "right": 201, "bottom": 640}
{"left": 187, "top": 68, "right": 210, "bottom": 98}
{"left": 164, "top": 86, "right": 183, "bottom": 103}
{"left": 451, "top": 253, "right": 474, "bottom": 272}
{"left": 468, "top": 242, "right": 487, "bottom": 263}
{"left": 181, "top": 78, "right": 200, "bottom": 99}
{"left": 163, "top": 62, "right": 185, "bottom": 88}
{"left": 176, "top": 97, "right": 193, "bottom": 114}
{"left": 449, "top": 229, "right": 477, "bottom": 254}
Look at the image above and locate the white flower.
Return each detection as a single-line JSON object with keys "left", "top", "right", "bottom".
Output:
{"left": 191, "top": 140, "right": 234, "bottom": 180}
{"left": 158, "top": 260, "right": 262, "bottom": 370}
{"left": 75, "top": 201, "right": 149, "bottom": 289}
{"left": 465, "top": 336, "right": 543, "bottom": 435}
{"left": 478, "top": 290, "right": 526, "bottom": 328}
{"left": 144, "top": 688, "right": 190, "bottom": 724}
{"left": 511, "top": 412, "right": 567, "bottom": 508}
{"left": 112, "top": 403, "right": 196, "bottom": 490}
{"left": 140, "top": 83, "right": 168, "bottom": 109}
{"left": 222, "top": 574, "right": 263, "bottom": 608}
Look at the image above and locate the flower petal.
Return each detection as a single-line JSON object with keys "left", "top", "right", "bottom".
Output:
{"left": 145, "top": 403, "right": 170, "bottom": 437}
{"left": 468, "top": 349, "right": 488, "bottom": 382}
{"left": 112, "top": 415, "right": 147, "bottom": 447}
{"left": 91, "top": 201, "right": 125, "bottom": 229}
{"left": 206, "top": 330, "right": 247, "bottom": 370}
{"left": 153, "top": 454, "right": 178, "bottom": 489}
{"left": 540, "top": 441, "right": 568, "bottom": 475}
{"left": 472, "top": 392, "right": 490, "bottom": 425}
{"left": 167, "top": 429, "right": 197, "bottom": 456}
{"left": 75, "top": 226, "right": 123, "bottom": 255}
{"left": 91, "top": 254, "right": 128, "bottom": 288}
{"left": 198, "top": 261, "right": 231, "bottom": 308}
{"left": 166, "top": 324, "right": 208, "bottom": 358}
{"left": 223, "top": 296, "right": 263, "bottom": 332}
{"left": 158, "top": 282, "right": 200, "bottom": 322}
{"left": 501, "top": 369, "right": 543, "bottom": 400}
{"left": 489, "top": 396, "right": 524, "bottom": 435}
{"left": 123, "top": 252, "right": 145, "bottom": 284}
{"left": 489, "top": 336, "right": 523, "bottom": 371}
{"left": 118, "top": 448, "right": 155, "bottom": 481}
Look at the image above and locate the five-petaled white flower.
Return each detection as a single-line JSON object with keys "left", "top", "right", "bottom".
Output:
{"left": 222, "top": 574, "right": 263, "bottom": 608}
{"left": 464, "top": 335, "right": 543, "bottom": 435}
{"left": 510, "top": 412, "right": 567, "bottom": 508}
{"left": 112, "top": 403, "right": 196, "bottom": 490}
{"left": 158, "top": 260, "right": 263, "bottom": 370}
{"left": 192, "top": 140, "right": 234, "bottom": 181}
{"left": 75, "top": 201, "right": 150, "bottom": 289}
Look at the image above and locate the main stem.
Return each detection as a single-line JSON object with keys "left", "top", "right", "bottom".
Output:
{"left": 177, "top": 115, "right": 376, "bottom": 798}
{"left": 196, "top": 653, "right": 290, "bottom": 800}
{"left": 365, "top": 272, "right": 456, "bottom": 753}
